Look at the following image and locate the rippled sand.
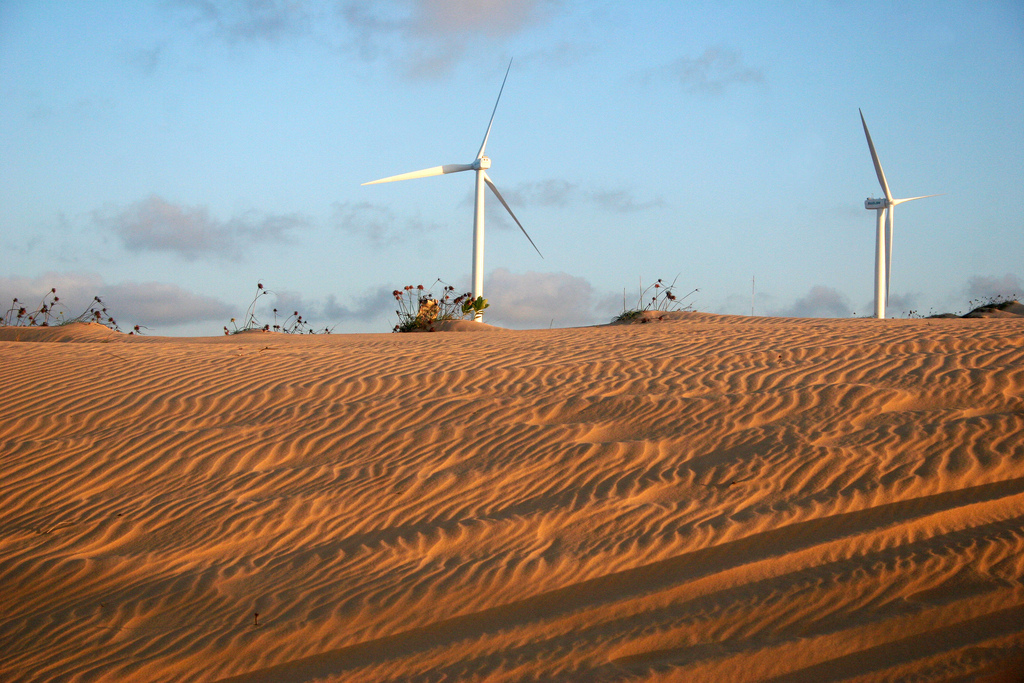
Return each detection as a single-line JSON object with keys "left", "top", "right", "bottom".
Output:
{"left": 1, "top": 314, "right": 1022, "bottom": 682}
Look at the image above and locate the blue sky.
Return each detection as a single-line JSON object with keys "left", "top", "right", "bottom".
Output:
{"left": 2, "top": 1, "right": 1022, "bottom": 334}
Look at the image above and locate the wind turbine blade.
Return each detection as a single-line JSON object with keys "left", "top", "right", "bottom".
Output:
{"left": 477, "top": 59, "right": 513, "bottom": 160}
{"left": 891, "top": 193, "right": 941, "bottom": 205}
{"left": 484, "top": 172, "right": 543, "bottom": 258}
{"left": 859, "top": 109, "right": 893, "bottom": 202}
{"left": 362, "top": 163, "right": 473, "bottom": 185}
{"left": 884, "top": 194, "right": 938, "bottom": 300}
{"left": 885, "top": 206, "right": 894, "bottom": 304}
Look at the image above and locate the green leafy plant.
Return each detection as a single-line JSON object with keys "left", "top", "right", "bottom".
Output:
{"left": 392, "top": 279, "right": 486, "bottom": 332}
{"left": 224, "top": 282, "right": 333, "bottom": 335}
{"left": 462, "top": 295, "right": 490, "bottom": 318}
{"left": 613, "top": 276, "right": 698, "bottom": 323}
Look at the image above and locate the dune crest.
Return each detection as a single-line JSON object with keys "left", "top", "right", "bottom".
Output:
{"left": 0, "top": 322, "right": 125, "bottom": 343}
{"left": 1, "top": 315, "right": 1022, "bottom": 682}
{"left": 407, "top": 319, "right": 506, "bottom": 332}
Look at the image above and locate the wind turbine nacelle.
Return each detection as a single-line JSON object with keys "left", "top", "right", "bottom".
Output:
{"left": 474, "top": 157, "right": 491, "bottom": 170}
{"left": 865, "top": 197, "right": 886, "bottom": 210}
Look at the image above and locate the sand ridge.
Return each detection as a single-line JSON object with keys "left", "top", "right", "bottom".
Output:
{"left": 1, "top": 315, "right": 1022, "bottom": 681}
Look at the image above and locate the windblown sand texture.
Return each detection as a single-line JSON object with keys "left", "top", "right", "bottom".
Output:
{"left": 2, "top": 314, "right": 1023, "bottom": 682}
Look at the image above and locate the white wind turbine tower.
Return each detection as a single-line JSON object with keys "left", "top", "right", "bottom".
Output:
{"left": 363, "top": 60, "right": 542, "bottom": 321}
{"left": 859, "top": 109, "right": 938, "bottom": 319}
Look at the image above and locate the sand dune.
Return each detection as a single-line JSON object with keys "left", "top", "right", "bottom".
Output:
{"left": 1, "top": 314, "right": 1022, "bottom": 682}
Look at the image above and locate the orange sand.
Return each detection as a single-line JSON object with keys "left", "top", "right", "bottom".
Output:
{"left": 1, "top": 314, "right": 1022, "bottom": 682}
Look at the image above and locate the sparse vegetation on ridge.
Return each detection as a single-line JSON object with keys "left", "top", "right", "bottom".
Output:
{"left": 904, "top": 294, "right": 1022, "bottom": 319}
{"left": 224, "top": 282, "right": 334, "bottom": 335}
{"left": 2, "top": 287, "right": 143, "bottom": 333}
{"left": 613, "top": 276, "right": 698, "bottom": 323}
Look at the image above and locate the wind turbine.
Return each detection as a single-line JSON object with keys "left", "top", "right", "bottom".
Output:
{"left": 859, "top": 109, "right": 938, "bottom": 319}
{"left": 363, "top": 60, "right": 542, "bottom": 321}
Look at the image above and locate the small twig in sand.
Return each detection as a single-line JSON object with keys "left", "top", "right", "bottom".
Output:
{"left": 103, "top": 350, "right": 130, "bottom": 363}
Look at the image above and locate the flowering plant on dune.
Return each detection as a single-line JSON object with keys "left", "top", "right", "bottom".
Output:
{"left": 613, "top": 276, "right": 698, "bottom": 323}
{"left": 224, "top": 282, "right": 333, "bottom": 335}
{"left": 2, "top": 287, "right": 142, "bottom": 333}
{"left": 393, "top": 279, "right": 488, "bottom": 332}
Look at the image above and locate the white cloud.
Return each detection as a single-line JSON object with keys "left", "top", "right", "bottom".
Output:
{"left": 502, "top": 179, "right": 577, "bottom": 207}
{"left": 591, "top": 189, "right": 664, "bottom": 213}
{"left": 882, "top": 291, "right": 922, "bottom": 318}
{"left": 172, "top": 0, "right": 315, "bottom": 44}
{"left": 489, "top": 180, "right": 663, "bottom": 216}
{"left": 322, "top": 287, "right": 397, "bottom": 323}
{"left": 661, "top": 47, "right": 763, "bottom": 94}
{"left": 329, "top": 200, "right": 439, "bottom": 245}
{"left": 484, "top": 268, "right": 619, "bottom": 328}
{"left": 774, "top": 285, "right": 853, "bottom": 318}
{"left": 963, "top": 274, "right": 1022, "bottom": 301}
{"left": 342, "top": 0, "right": 562, "bottom": 78}
{"left": 96, "top": 195, "right": 306, "bottom": 261}
{"left": 127, "top": 44, "right": 165, "bottom": 75}
{"left": 717, "top": 290, "right": 777, "bottom": 317}
{"left": 105, "top": 281, "right": 235, "bottom": 328}
{"left": 409, "top": 0, "right": 555, "bottom": 37}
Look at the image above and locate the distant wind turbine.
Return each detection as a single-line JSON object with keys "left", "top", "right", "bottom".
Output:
{"left": 859, "top": 109, "right": 938, "bottom": 319}
{"left": 363, "top": 60, "right": 542, "bottom": 321}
